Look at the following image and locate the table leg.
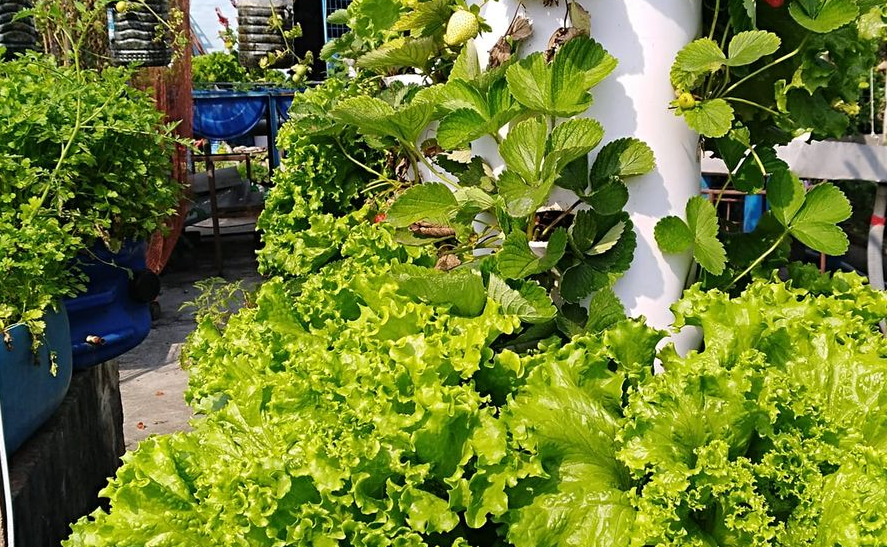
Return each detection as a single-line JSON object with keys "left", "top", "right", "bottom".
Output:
{"left": 204, "top": 145, "right": 223, "bottom": 275}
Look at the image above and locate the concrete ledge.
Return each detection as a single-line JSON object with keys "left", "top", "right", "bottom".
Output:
{"left": 0, "top": 360, "right": 125, "bottom": 547}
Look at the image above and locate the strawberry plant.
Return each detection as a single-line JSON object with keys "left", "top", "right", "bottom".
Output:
{"left": 322, "top": 35, "right": 654, "bottom": 330}
{"left": 320, "top": 0, "right": 491, "bottom": 81}
{"left": 658, "top": 0, "right": 885, "bottom": 289}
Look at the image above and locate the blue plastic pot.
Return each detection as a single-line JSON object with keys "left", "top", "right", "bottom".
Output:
{"left": 0, "top": 304, "right": 73, "bottom": 454}
{"left": 64, "top": 240, "right": 159, "bottom": 370}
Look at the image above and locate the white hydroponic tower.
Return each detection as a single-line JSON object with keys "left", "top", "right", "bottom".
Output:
{"left": 475, "top": 0, "right": 703, "bottom": 352}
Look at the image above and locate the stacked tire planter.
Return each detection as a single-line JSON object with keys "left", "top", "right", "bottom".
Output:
{"left": 236, "top": 0, "right": 295, "bottom": 68}
{"left": 0, "top": 305, "right": 73, "bottom": 454}
{"left": 109, "top": 0, "right": 171, "bottom": 67}
{"left": 0, "top": 0, "right": 38, "bottom": 60}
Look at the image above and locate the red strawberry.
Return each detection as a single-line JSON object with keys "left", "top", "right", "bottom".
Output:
{"left": 374, "top": 213, "right": 387, "bottom": 224}
{"left": 762, "top": 0, "right": 784, "bottom": 8}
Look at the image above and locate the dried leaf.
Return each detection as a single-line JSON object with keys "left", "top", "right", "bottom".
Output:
{"left": 489, "top": 15, "right": 532, "bottom": 68}
{"left": 568, "top": 2, "right": 590, "bottom": 34}
{"left": 435, "top": 254, "right": 461, "bottom": 271}
{"left": 396, "top": 156, "right": 411, "bottom": 181}
{"left": 508, "top": 16, "right": 533, "bottom": 41}
{"left": 544, "top": 27, "right": 587, "bottom": 62}
{"left": 488, "top": 36, "right": 512, "bottom": 68}
{"left": 410, "top": 221, "right": 456, "bottom": 237}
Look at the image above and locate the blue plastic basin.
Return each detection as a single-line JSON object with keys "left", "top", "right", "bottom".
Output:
{"left": 0, "top": 304, "right": 73, "bottom": 454}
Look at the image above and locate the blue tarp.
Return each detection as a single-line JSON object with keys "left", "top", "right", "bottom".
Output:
{"left": 701, "top": 176, "right": 765, "bottom": 234}
{"left": 193, "top": 93, "right": 267, "bottom": 140}
{"left": 193, "top": 89, "right": 297, "bottom": 167}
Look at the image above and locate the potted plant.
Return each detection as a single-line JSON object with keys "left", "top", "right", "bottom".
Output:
{"left": 0, "top": 0, "right": 186, "bottom": 447}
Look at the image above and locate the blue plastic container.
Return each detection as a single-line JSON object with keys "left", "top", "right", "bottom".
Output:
{"left": 63, "top": 241, "right": 159, "bottom": 370}
{"left": 0, "top": 304, "right": 73, "bottom": 453}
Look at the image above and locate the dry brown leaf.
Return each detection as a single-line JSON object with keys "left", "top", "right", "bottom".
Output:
{"left": 488, "top": 15, "right": 534, "bottom": 68}
{"left": 410, "top": 221, "right": 456, "bottom": 237}
{"left": 488, "top": 37, "right": 512, "bottom": 68}
{"left": 545, "top": 26, "right": 587, "bottom": 61}
{"left": 435, "top": 254, "right": 461, "bottom": 271}
{"left": 509, "top": 16, "right": 533, "bottom": 41}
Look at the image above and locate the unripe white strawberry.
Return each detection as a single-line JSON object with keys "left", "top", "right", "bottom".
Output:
{"left": 444, "top": 10, "right": 478, "bottom": 47}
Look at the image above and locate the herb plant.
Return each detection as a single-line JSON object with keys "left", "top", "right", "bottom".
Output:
{"left": 191, "top": 51, "right": 248, "bottom": 84}
{"left": 0, "top": 52, "right": 184, "bottom": 344}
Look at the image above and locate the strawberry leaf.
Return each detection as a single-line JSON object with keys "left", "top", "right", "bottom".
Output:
{"left": 560, "top": 263, "right": 610, "bottom": 303}
{"left": 356, "top": 36, "right": 440, "bottom": 71}
{"left": 332, "top": 96, "right": 436, "bottom": 144}
{"left": 497, "top": 170, "right": 554, "bottom": 218}
{"left": 656, "top": 197, "right": 726, "bottom": 275}
{"left": 686, "top": 196, "right": 727, "bottom": 275}
{"left": 726, "top": 31, "right": 781, "bottom": 67}
{"left": 670, "top": 38, "right": 726, "bottom": 89}
{"left": 487, "top": 275, "right": 556, "bottom": 323}
{"left": 766, "top": 170, "right": 805, "bottom": 228}
{"left": 386, "top": 183, "right": 459, "bottom": 227}
{"left": 654, "top": 216, "right": 694, "bottom": 253}
{"left": 438, "top": 108, "right": 489, "bottom": 149}
{"left": 788, "top": 0, "right": 859, "bottom": 33}
{"left": 498, "top": 229, "right": 568, "bottom": 279}
{"left": 389, "top": 264, "right": 487, "bottom": 316}
{"left": 681, "top": 99, "right": 734, "bottom": 138}
{"left": 500, "top": 117, "right": 548, "bottom": 183}
{"left": 506, "top": 36, "right": 617, "bottom": 117}
{"left": 589, "top": 138, "right": 656, "bottom": 186}
{"left": 788, "top": 183, "right": 852, "bottom": 255}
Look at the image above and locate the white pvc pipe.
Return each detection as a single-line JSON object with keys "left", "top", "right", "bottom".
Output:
{"left": 0, "top": 391, "right": 14, "bottom": 547}
{"left": 476, "top": 0, "right": 703, "bottom": 353}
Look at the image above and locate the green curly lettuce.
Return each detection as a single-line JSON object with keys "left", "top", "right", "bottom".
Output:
{"left": 66, "top": 264, "right": 886, "bottom": 546}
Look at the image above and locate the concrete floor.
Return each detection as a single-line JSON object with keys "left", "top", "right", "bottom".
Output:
{"left": 118, "top": 222, "right": 262, "bottom": 450}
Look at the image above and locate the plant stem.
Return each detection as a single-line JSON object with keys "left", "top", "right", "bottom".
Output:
{"left": 335, "top": 139, "right": 386, "bottom": 180}
{"left": 721, "top": 41, "right": 807, "bottom": 96}
{"left": 416, "top": 150, "right": 460, "bottom": 187}
{"left": 526, "top": 215, "right": 536, "bottom": 240}
{"left": 407, "top": 151, "right": 421, "bottom": 184}
{"left": 727, "top": 232, "right": 786, "bottom": 287}
{"left": 723, "top": 96, "right": 783, "bottom": 118}
{"left": 713, "top": 175, "right": 732, "bottom": 208}
{"left": 744, "top": 143, "right": 767, "bottom": 176}
{"left": 708, "top": 0, "right": 721, "bottom": 41}
{"left": 719, "top": 19, "right": 731, "bottom": 50}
